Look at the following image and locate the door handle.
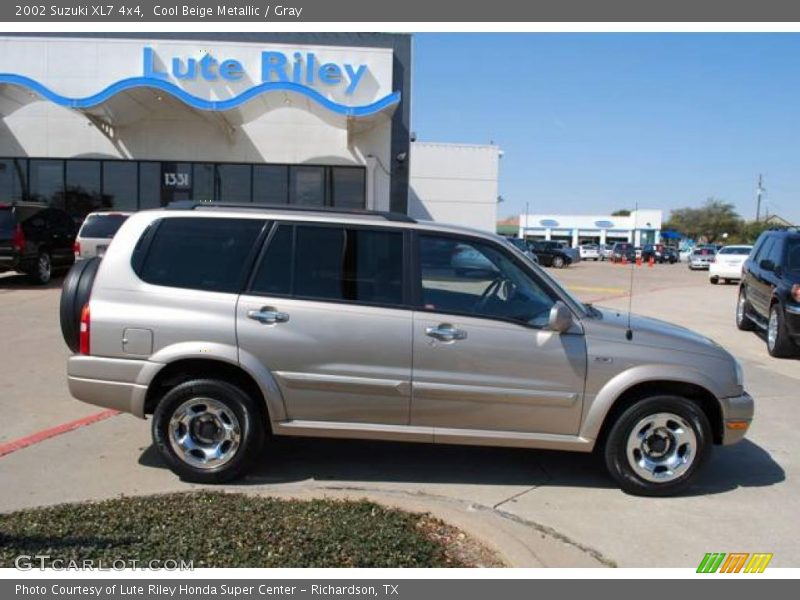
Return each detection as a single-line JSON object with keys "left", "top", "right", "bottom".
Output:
{"left": 247, "top": 307, "right": 290, "bottom": 325}
{"left": 425, "top": 324, "right": 467, "bottom": 342}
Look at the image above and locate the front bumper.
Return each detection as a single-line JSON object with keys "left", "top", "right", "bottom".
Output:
{"left": 720, "top": 391, "right": 754, "bottom": 445}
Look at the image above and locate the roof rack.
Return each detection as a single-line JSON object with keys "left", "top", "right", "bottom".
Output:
{"left": 165, "top": 200, "right": 416, "bottom": 223}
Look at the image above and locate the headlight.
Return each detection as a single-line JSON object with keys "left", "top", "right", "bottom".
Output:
{"left": 734, "top": 358, "right": 744, "bottom": 387}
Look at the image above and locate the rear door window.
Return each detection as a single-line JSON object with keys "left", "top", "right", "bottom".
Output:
{"left": 134, "top": 217, "right": 265, "bottom": 293}
{"left": 249, "top": 224, "right": 405, "bottom": 306}
{"left": 0, "top": 207, "right": 15, "bottom": 234}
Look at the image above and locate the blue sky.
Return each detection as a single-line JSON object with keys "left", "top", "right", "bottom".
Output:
{"left": 411, "top": 34, "right": 800, "bottom": 224}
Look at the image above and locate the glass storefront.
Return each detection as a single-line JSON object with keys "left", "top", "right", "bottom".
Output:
{"left": 0, "top": 158, "right": 366, "bottom": 218}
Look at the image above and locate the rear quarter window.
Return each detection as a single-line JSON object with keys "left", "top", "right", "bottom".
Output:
{"left": 79, "top": 214, "right": 129, "bottom": 238}
{"left": 133, "top": 217, "right": 265, "bottom": 293}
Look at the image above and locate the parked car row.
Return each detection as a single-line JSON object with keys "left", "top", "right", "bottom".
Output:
{"left": 0, "top": 204, "right": 130, "bottom": 284}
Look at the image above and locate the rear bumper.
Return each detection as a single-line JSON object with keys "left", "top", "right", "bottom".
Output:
{"left": 709, "top": 263, "right": 743, "bottom": 279}
{"left": 67, "top": 355, "right": 150, "bottom": 418}
{"left": 720, "top": 391, "right": 754, "bottom": 446}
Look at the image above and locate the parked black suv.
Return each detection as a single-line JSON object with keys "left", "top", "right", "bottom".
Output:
{"left": 0, "top": 203, "right": 77, "bottom": 284}
{"left": 736, "top": 229, "right": 800, "bottom": 357}
{"left": 527, "top": 240, "right": 573, "bottom": 268}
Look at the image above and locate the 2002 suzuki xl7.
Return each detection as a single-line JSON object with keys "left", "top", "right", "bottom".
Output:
{"left": 61, "top": 203, "right": 754, "bottom": 496}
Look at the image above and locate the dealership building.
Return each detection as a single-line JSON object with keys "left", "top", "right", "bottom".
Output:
{"left": 517, "top": 210, "right": 663, "bottom": 247}
{"left": 0, "top": 33, "right": 500, "bottom": 231}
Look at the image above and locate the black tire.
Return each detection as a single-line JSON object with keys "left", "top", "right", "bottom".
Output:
{"left": 552, "top": 256, "right": 565, "bottom": 269}
{"left": 710, "top": 276, "right": 719, "bottom": 285}
{"left": 735, "top": 288, "right": 756, "bottom": 331}
{"left": 59, "top": 257, "right": 101, "bottom": 352}
{"left": 603, "top": 395, "right": 712, "bottom": 496}
{"left": 29, "top": 251, "right": 52, "bottom": 285}
{"left": 152, "top": 379, "right": 265, "bottom": 483}
{"left": 767, "top": 303, "right": 799, "bottom": 358}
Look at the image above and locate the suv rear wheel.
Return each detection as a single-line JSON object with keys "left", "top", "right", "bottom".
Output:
{"left": 30, "top": 251, "right": 51, "bottom": 285}
{"left": 551, "top": 255, "right": 565, "bottom": 269}
{"left": 152, "top": 379, "right": 264, "bottom": 483}
{"left": 767, "top": 303, "right": 798, "bottom": 358}
{"left": 736, "top": 288, "right": 756, "bottom": 331}
{"left": 604, "top": 396, "right": 712, "bottom": 496}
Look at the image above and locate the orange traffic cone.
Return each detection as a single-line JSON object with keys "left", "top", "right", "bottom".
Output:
{"left": 648, "top": 256, "right": 655, "bottom": 267}
{"left": 620, "top": 256, "right": 627, "bottom": 265}
{"left": 635, "top": 256, "right": 643, "bottom": 266}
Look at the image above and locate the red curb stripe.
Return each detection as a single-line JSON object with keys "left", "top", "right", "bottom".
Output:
{"left": 0, "top": 409, "right": 120, "bottom": 458}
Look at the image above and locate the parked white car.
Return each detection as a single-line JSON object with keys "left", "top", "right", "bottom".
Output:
{"left": 579, "top": 244, "right": 600, "bottom": 261}
{"left": 74, "top": 212, "right": 132, "bottom": 260}
{"left": 709, "top": 245, "right": 753, "bottom": 284}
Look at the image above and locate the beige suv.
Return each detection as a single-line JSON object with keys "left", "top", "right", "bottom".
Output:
{"left": 60, "top": 203, "right": 753, "bottom": 496}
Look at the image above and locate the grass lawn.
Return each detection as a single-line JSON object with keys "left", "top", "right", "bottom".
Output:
{"left": 0, "top": 492, "right": 501, "bottom": 568}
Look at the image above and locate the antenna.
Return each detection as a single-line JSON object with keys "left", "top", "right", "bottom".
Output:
{"left": 625, "top": 203, "right": 638, "bottom": 340}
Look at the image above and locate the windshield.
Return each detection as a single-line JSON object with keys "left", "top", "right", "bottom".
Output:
{"left": 719, "top": 246, "right": 752, "bottom": 255}
{"left": 786, "top": 238, "right": 800, "bottom": 272}
{"left": 79, "top": 214, "right": 128, "bottom": 239}
{"left": 693, "top": 248, "right": 715, "bottom": 256}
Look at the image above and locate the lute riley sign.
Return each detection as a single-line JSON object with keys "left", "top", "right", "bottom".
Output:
{"left": 142, "top": 47, "right": 369, "bottom": 95}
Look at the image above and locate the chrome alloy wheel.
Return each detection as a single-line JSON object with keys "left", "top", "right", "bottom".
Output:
{"left": 38, "top": 253, "right": 51, "bottom": 282}
{"left": 168, "top": 397, "right": 241, "bottom": 469}
{"left": 768, "top": 308, "right": 779, "bottom": 352}
{"left": 736, "top": 293, "right": 747, "bottom": 326}
{"left": 625, "top": 412, "right": 697, "bottom": 482}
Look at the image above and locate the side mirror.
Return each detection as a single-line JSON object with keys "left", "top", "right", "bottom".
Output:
{"left": 548, "top": 301, "right": 574, "bottom": 333}
{"left": 759, "top": 259, "right": 775, "bottom": 272}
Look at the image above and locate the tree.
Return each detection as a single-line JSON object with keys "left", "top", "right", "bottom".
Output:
{"left": 663, "top": 198, "right": 742, "bottom": 243}
{"left": 611, "top": 209, "right": 631, "bottom": 216}
{"left": 735, "top": 220, "right": 772, "bottom": 244}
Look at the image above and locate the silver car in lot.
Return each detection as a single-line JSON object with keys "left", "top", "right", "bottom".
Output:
{"left": 61, "top": 204, "right": 753, "bottom": 496}
{"left": 688, "top": 247, "right": 717, "bottom": 270}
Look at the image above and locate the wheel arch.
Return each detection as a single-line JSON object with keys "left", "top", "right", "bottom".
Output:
{"left": 583, "top": 376, "right": 724, "bottom": 449}
{"left": 142, "top": 356, "right": 284, "bottom": 431}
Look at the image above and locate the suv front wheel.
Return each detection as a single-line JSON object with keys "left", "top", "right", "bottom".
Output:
{"left": 767, "top": 303, "right": 798, "bottom": 358}
{"left": 604, "top": 396, "right": 712, "bottom": 496}
{"left": 152, "top": 379, "right": 264, "bottom": 483}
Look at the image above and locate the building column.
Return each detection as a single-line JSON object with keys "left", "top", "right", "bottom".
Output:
{"left": 600, "top": 229, "right": 607, "bottom": 245}
{"left": 634, "top": 230, "right": 642, "bottom": 246}
{"left": 572, "top": 228, "right": 579, "bottom": 248}
{"left": 545, "top": 228, "right": 552, "bottom": 241}
{"left": 365, "top": 156, "right": 377, "bottom": 210}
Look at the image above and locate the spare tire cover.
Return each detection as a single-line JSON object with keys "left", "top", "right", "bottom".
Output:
{"left": 60, "top": 257, "right": 101, "bottom": 353}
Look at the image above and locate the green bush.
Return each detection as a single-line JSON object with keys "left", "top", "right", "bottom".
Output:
{"left": 0, "top": 492, "right": 468, "bottom": 567}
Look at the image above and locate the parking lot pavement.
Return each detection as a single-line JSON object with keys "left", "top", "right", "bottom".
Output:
{"left": 0, "top": 261, "right": 798, "bottom": 567}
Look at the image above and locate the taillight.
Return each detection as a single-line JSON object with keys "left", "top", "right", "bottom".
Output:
{"left": 792, "top": 284, "right": 800, "bottom": 303}
{"left": 79, "top": 304, "right": 90, "bottom": 355}
{"left": 73, "top": 240, "right": 81, "bottom": 259}
{"left": 12, "top": 224, "right": 25, "bottom": 252}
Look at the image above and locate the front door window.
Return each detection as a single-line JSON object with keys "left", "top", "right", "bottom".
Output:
{"left": 419, "top": 235, "right": 556, "bottom": 328}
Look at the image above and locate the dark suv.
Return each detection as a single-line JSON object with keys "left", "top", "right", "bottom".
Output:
{"left": 736, "top": 229, "right": 800, "bottom": 357}
{"left": 0, "top": 203, "right": 77, "bottom": 284}
{"left": 527, "top": 240, "right": 573, "bottom": 268}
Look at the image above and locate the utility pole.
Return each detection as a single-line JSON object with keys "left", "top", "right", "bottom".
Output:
{"left": 524, "top": 201, "right": 529, "bottom": 240}
{"left": 755, "top": 174, "right": 765, "bottom": 222}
